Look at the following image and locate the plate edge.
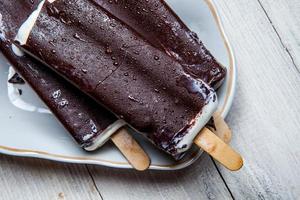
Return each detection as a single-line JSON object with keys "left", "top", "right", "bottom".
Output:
{"left": 0, "top": 0, "right": 237, "bottom": 171}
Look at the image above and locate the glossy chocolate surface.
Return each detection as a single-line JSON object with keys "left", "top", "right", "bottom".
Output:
{"left": 8, "top": 73, "right": 25, "bottom": 84}
{"left": 23, "top": 0, "right": 214, "bottom": 157}
{"left": 0, "top": 0, "right": 116, "bottom": 148}
{"left": 94, "top": 0, "right": 226, "bottom": 87}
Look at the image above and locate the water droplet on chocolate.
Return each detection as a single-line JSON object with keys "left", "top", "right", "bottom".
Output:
{"left": 58, "top": 98, "right": 68, "bottom": 108}
{"left": 73, "top": 33, "right": 86, "bottom": 42}
{"left": 128, "top": 95, "right": 139, "bottom": 103}
{"left": 90, "top": 120, "right": 98, "bottom": 133}
{"left": 49, "top": 40, "right": 55, "bottom": 46}
{"left": 122, "top": 43, "right": 129, "bottom": 48}
{"left": 105, "top": 47, "right": 113, "bottom": 54}
{"left": 52, "top": 89, "right": 61, "bottom": 99}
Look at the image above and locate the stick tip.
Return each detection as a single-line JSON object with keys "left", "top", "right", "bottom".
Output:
{"left": 228, "top": 155, "right": 244, "bottom": 171}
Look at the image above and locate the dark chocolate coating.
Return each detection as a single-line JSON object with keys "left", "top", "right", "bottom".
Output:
{"left": 93, "top": 0, "right": 226, "bottom": 87}
{"left": 23, "top": 0, "right": 213, "bottom": 156}
{"left": 8, "top": 73, "right": 25, "bottom": 84}
{"left": 0, "top": 0, "right": 117, "bottom": 148}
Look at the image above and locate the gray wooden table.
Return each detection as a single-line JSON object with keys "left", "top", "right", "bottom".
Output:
{"left": 1, "top": 0, "right": 300, "bottom": 199}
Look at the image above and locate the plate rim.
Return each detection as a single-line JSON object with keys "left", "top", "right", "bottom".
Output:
{"left": 0, "top": 0, "right": 236, "bottom": 170}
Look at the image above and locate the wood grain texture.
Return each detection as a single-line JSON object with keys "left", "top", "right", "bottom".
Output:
{"left": 0, "top": 155, "right": 102, "bottom": 200}
{"left": 1, "top": 0, "right": 300, "bottom": 199}
{"left": 213, "top": 0, "right": 300, "bottom": 199}
{"left": 88, "top": 154, "right": 233, "bottom": 200}
{"left": 258, "top": 0, "right": 300, "bottom": 72}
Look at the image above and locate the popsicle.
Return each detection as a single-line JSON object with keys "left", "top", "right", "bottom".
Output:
{"left": 93, "top": 0, "right": 227, "bottom": 88}
{"left": 18, "top": 0, "right": 242, "bottom": 170}
{"left": 0, "top": 0, "right": 150, "bottom": 171}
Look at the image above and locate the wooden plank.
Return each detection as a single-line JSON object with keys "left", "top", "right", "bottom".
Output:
{"left": 1, "top": 1, "right": 300, "bottom": 199}
{"left": 212, "top": 0, "right": 300, "bottom": 199}
{"left": 258, "top": 0, "right": 300, "bottom": 72}
{"left": 0, "top": 155, "right": 102, "bottom": 200}
{"left": 88, "top": 154, "right": 233, "bottom": 200}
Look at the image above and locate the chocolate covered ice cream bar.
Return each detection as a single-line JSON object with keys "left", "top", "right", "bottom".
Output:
{"left": 19, "top": 0, "right": 218, "bottom": 158}
{"left": 0, "top": 0, "right": 128, "bottom": 150}
{"left": 94, "top": 0, "right": 227, "bottom": 88}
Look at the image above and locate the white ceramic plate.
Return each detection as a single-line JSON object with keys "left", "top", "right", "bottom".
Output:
{"left": 0, "top": 0, "right": 236, "bottom": 170}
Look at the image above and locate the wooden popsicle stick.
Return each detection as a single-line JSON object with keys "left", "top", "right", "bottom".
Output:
{"left": 211, "top": 112, "right": 232, "bottom": 143}
{"left": 194, "top": 127, "right": 243, "bottom": 171}
{"left": 111, "top": 128, "right": 151, "bottom": 171}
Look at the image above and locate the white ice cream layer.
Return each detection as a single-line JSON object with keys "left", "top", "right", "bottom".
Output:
{"left": 7, "top": 66, "right": 51, "bottom": 114}
{"left": 8, "top": 0, "right": 52, "bottom": 113}
{"left": 174, "top": 78, "right": 218, "bottom": 154}
{"left": 12, "top": 0, "right": 45, "bottom": 56}
{"left": 84, "top": 119, "right": 127, "bottom": 151}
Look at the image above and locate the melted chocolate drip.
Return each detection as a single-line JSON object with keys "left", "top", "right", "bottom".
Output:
{"left": 8, "top": 73, "right": 25, "bottom": 84}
